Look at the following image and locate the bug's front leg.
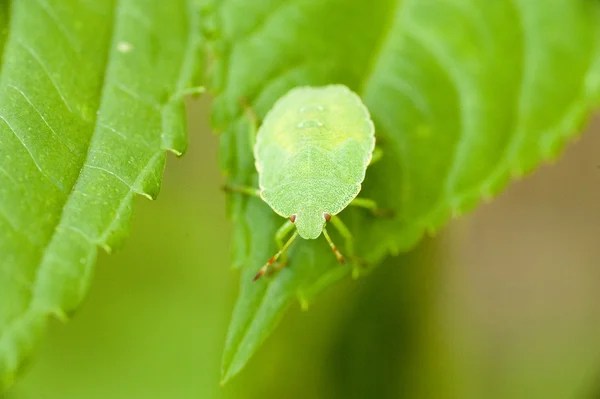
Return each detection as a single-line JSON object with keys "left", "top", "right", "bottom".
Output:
{"left": 349, "top": 197, "right": 394, "bottom": 218}
{"left": 253, "top": 220, "right": 298, "bottom": 281}
{"left": 273, "top": 219, "right": 295, "bottom": 268}
{"left": 328, "top": 215, "right": 366, "bottom": 279}
{"left": 328, "top": 216, "right": 354, "bottom": 259}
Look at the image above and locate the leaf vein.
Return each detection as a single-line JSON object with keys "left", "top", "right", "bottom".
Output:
{"left": 0, "top": 114, "right": 66, "bottom": 193}
{"left": 83, "top": 163, "right": 134, "bottom": 190}
{"left": 33, "top": 0, "right": 81, "bottom": 57}
{"left": 16, "top": 38, "right": 74, "bottom": 114}
{"left": 7, "top": 83, "right": 79, "bottom": 156}
{"left": 110, "top": 80, "right": 162, "bottom": 110}
{"left": 97, "top": 122, "right": 154, "bottom": 150}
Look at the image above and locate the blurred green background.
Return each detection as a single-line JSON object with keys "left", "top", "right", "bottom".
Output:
{"left": 5, "top": 98, "right": 600, "bottom": 399}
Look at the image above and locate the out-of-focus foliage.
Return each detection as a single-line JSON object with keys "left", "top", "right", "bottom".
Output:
{"left": 206, "top": 0, "right": 600, "bottom": 381}
{"left": 9, "top": 103, "right": 600, "bottom": 399}
{"left": 2, "top": 0, "right": 600, "bottom": 395}
{"left": 0, "top": 0, "right": 201, "bottom": 391}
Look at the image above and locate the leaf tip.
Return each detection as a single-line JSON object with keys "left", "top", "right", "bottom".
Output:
{"left": 219, "top": 376, "right": 229, "bottom": 387}
{"left": 298, "top": 293, "right": 310, "bottom": 311}
{"left": 220, "top": 363, "right": 237, "bottom": 386}
{"left": 49, "top": 307, "right": 69, "bottom": 323}
{"left": 100, "top": 243, "right": 113, "bottom": 254}
{"left": 166, "top": 147, "right": 184, "bottom": 157}
{"left": 140, "top": 192, "right": 155, "bottom": 201}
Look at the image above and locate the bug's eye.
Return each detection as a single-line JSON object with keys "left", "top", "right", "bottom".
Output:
{"left": 289, "top": 214, "right": 297, "bottom": 223}
{"left": 323, "top": 213, "right": 331, "bottom": 222}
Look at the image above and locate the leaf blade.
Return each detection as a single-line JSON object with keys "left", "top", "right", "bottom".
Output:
{"left": 0, "top": 0, "right": 202, "bottom": 390}
{"left": 209, "top": 0, "right": 600, "bottom": 382}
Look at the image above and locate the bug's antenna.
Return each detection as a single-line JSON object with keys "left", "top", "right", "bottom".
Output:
{"left": 322, "top": 227, "right": 345, "bottom": 264}
{"left": 253, "top": 232, "right": 298, "bottom": 281}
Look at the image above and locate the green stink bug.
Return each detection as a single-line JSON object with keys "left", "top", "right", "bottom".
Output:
{"left": 226, "top": 85, "right": 386, "bottom": 281}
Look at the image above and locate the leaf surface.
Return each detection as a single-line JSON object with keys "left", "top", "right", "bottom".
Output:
{"left": 206, "top": 0, "right": 600, "bottom": 382}
{"left": 0, "top": 0, "right": 201, "bottom": 390}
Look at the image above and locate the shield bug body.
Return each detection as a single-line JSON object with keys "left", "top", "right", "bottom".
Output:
{"left": 226, "top": 85, "right": 386, "bottom": 281}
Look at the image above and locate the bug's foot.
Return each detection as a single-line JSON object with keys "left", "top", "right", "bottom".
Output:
{"left": 240, "top": 97, "right": 259, "bottom": 120}
{"left": 350, "top": 256, "right": 369, "bottom": 268}
{"left": 259, "top": 259, "right": 289, "bottom": 280}
{"left": 222, "top": 184, "right": 261, "bottom": 197}
{"left": 221, "top": 183, "right": 241, "bottom": 194}
{"left": 372, "top": 208, "right": 395, "bottom": 218}
{"left": 349, "top": 256, "right": 370, "bottom": 279}
{"left": 270, "top": 259, "right": 289, "bottom": 273}
{"left": 254, "top": 254, "right": 282, "bottom": 281}
{"left": 252, "top": 265, "right": 268, "bottom": 281}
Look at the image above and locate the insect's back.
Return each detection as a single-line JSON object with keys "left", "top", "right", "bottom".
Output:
{"left": 254, "top": 85, "right": 375, "bottom": 239}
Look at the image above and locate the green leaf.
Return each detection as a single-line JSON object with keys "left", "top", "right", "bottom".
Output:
{"left": 0, "top": 0, "right": 202, "bottom": 391}
{"left": 206, "top": 0, "right": 600, "bottom": 383}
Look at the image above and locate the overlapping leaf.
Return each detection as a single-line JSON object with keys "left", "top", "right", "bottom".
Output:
{"left": 0, "top": 0, "right": 201, "bottom": 391}
{"left": 206, "top": 0, "right": 600, "bottom": 382}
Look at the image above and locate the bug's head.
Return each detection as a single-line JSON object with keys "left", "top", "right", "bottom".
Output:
{"left": 291, "top": 208, "right": 327, "bottom": 240}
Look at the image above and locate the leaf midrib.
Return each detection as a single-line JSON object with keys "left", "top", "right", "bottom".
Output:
{"left": 220, "top": 0, "right": 406, "bottom": 380}
{"left": 357, "top": 0, "right": 402, "bottom": 96}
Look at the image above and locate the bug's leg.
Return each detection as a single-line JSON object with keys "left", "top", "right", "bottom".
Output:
{"left": 253, "top": 231, "right": 298, "bottom": 281}
{"left": 329, "top": 216, "right": 365, "bottom": 278}
{"left": 273, "top": 219, "right": 296, "bottom": 268}
{"left": 349, "top": 197, "right": 394, "bottom": 217}
{"left": 349, "top": 197, "right": 377, "bottom": 212}
{"left": 329, "top": 216, "right": 354, "bottom": 258}
{"left": 369, "top": 146, "right": 383, "bottom": 166}
{"left": 322, "top": 227, "right": 346, "bottom": 264}
{"left": 241, "top": 98, "right": 259, "bottom": 149}
{"left": 222, "top": 184, "right": 261, "bottom": 198}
